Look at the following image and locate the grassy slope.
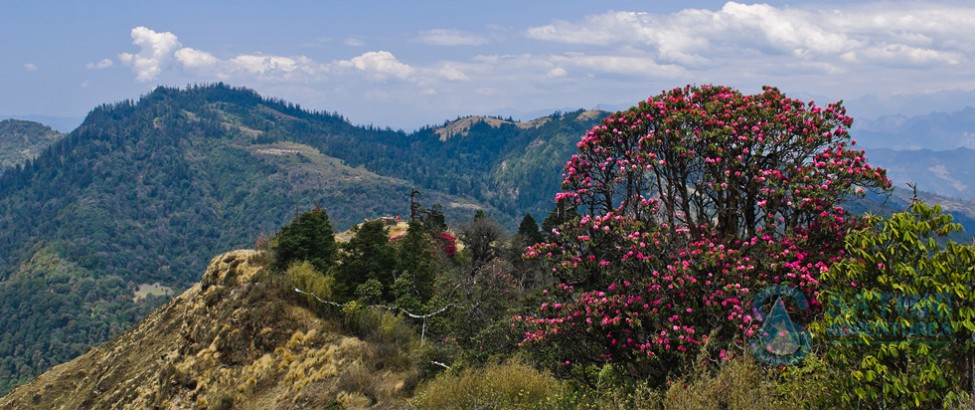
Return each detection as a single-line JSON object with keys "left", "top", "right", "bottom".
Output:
{"left": 0, "top": 250, "right": 415, "bottom": 409}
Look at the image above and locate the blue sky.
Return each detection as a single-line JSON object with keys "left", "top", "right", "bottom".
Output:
{"left": 3, "top": 1, "right": 974, "bottom": 131}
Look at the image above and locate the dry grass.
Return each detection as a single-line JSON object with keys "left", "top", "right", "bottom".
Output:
{"left": 0, "top": 249, "right": 416, "bottom": 409}
{"left": 411, "top": 360, "right": 563, "bottom": 409}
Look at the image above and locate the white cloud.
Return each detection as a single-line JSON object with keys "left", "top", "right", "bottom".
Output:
{"left": 24, "top": 63, "right": 37, "bottom": 71}
{"left": 86, "top": 58, "right": 113, "bottom": 69}
{"left": 434, "top": 64, "right": 470, "bottom": 81}
{"left": 554, "top": 53, "right": 684, "bottom": 78}
{"left": 117, "top": 26, "right": 328, "bottom": 82}
{"left": 415, "top": 29, "right": 487, "bottom": 46}
{"left": 174, "top": 48, "right": 217, "bottom": 68}
{"left": 858, "top": 44, "right": 962, "bottom": 66}
{"left": 230, "top": 55, "right": 298, "bottom": 74}
{"left": 547, "top": 67, "right": 567, "bottom": 78}
{"left": 344, "top": 37, "right": 365, "bottom": 47}
{"left": 119, "top": 26, "right": 181, "bottom": 81}
{"left": 524, "top": 1, "right": 975, "bottom": 69}
{"left": 338, "top": 51, "right": 415, "bottom": 80}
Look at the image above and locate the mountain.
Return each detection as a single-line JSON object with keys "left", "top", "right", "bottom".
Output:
{"left": 0, "top": 249, "right": 416, "bottom": 409}
{"left": 0, "top": 119, "right": 63, "bottom": 170}
{"left": 866, "top": 147, "right": 975, "bottom": 201}
{"left": 0, "top": 84, "right": 602, "bottom": 394}
{"left": 853, "top": 107, "right": 975, "bottom": 150}
{"left": 0, "top": 115, "right": 82, "bottom": 134}
{"left": 3, "top": 83, "right": 975, "bottom": 397}
{"left": 852, "top": 187, "right": 975, "bottom": 244}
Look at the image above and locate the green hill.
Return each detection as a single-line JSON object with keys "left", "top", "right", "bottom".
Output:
{"left": 4, "top": 83, "right": 974, "bottom": 396}
{"left": 0, "top": 119, "right": 63, "bottom": 171}
{"left": 0, "top": 84, "right": 602, "bottom": 394}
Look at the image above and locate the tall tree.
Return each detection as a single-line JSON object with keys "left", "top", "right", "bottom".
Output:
{"left": 516, "top": 213, "right": 544, "bottom": 246}
{"left": 394, "top": 220, "right": 437, "bottom": 308}
{"left": 334, "top": 220, "right": 396, "bottom": 301}
{"left": 459, "top": 211, "right": 507, "bottom": 270}
{"left": 521, "top": 85, "right": 891, "bottom": 382}
{"left": 272, "top": 206, "right": 337, "bottom": 273}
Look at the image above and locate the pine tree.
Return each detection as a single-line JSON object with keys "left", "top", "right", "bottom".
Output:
{"left": 334, "top": 220, "right": 396, "bottom": 301}
{"left": 394, "top": 220, "right": 437, "bottom": 308}
{"left": 516, "top": 213, "right": 544, "bottom": 245}
{"left": 272, "top": 206, "right": 337, "bottom": 273}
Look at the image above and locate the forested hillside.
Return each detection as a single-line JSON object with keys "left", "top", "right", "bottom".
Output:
{"left": 7, "top": 84, "right": 975, "bottom": 408}
{"left": 2, "top": 83, "right": 974, "bottom": 399}
{"left": 0, "top": 84, "right": 602, "bottom": 394}
{"left": 0, "top": 119, "right": 62, "bottom": 170}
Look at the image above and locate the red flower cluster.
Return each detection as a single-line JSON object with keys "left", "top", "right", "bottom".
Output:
{"left": 519, "top": 85, "right": 890, "bottom": 378}
{"left": 436, "top": 231, "right": 457, "bottom": 258}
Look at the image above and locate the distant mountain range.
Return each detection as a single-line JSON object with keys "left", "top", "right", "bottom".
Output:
{"left": 854, "top": 106, "right": 975, "bottom": 150}
{"left": 867, "top": 147, "right": 975, "bottom": 200}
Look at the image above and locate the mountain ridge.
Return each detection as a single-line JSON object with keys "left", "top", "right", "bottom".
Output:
{"left": 0, "top": 249, "right": 415, "bottom": 409}
{"left": 0, "top": 83, "right": 600, "bottom": 394}
{"left": 3, "top": 83, "right": 975, "bottom": 397}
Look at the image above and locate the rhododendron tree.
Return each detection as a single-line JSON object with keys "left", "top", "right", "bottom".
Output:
{"left": 519, "top": 85, "right": 891, "bottom": 382}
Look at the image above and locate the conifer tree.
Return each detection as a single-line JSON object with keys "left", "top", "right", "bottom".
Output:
{"left": 272, "top": 205, "right": 337, "bottom": 273}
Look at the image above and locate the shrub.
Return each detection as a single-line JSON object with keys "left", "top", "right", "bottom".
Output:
{"left": 411, "top": 360, "right": 563, "bottom": 409}
{"left": 816, "top": 201, "right": 975, "bottom": 408}
{"left": 286, "top": 261, "right": 333, "bottom": 305}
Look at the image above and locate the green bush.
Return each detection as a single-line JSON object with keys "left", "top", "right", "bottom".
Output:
{"left": 286, "top": 261, "right": 333, "bottom": 305}
{"left": 816, "top": 201, "right": 975, "bottom": 408}
{"left": 339, "top": 302, "right": 416, "bottom": 371}
{"left": 411, "top": 360, "right": 563, "bottom": 409}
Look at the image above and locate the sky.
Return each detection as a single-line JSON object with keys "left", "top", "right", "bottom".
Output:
{"left": 2, "top": 0, "right": 974, "bottom": 131}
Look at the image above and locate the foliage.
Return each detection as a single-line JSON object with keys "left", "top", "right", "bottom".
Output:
{"left": 516, "top": 213, "right": 544, "bottom": 246}
{"left": 411, "top": 359, "right": 564, "bottom": 409}
{"left": 286, "top": 260, "right": 334, "bottom": 305}
{"left": 394, "top": 220, "right": 438, "bottom": 307}
{"left": 0, "top": 119, "right": 63, "bottom": 170}
{"left": 272, "top": 206, "right": 337, "bottom": 273}
{"left": 334, "top": 220, "right": 396, "bottom": 302}
{"left": 520, "top": 85, "right": 891, "bottom": 382}
{"left": 429, "top": 259, "right": 527, "bottom": 363}
{"left": 815, "top": 201, "right": 975, "bottom": 408}
{"left": 459, "top": 212, "right": 508, "bottom": 269}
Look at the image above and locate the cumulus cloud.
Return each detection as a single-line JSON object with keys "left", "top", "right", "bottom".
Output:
{"left": 24, "top": 63, "right": 37, "bottom": 71}
{"left": 174, "top": 48, "right": 217, "bottom": 68}
{"left": 230, "top": 55, "right": 299, "bottom": 74}
{"left": 415, "top": 29, "right": 488, "bottom": 46}
{"left": 338, "top": 51, "right": 415, "bottom": 80}
{"left": 524, "top": 1, "right": 974, "bottom": 68}
{"left": 86, "top": 58, "right": 114, "bottom": 69}
{"left": 119, "top": 26, "right": 181, "bottom": 81}
{"left": 117, "top": 26, "right": 329, "bottom": 82}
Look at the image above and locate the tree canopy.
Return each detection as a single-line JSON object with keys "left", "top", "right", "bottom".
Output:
{"left": 520, "top": 85, "right": 892, "bottom": 381}
{"left": 272, "top": 206, "right": 337, "bottom": 273}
